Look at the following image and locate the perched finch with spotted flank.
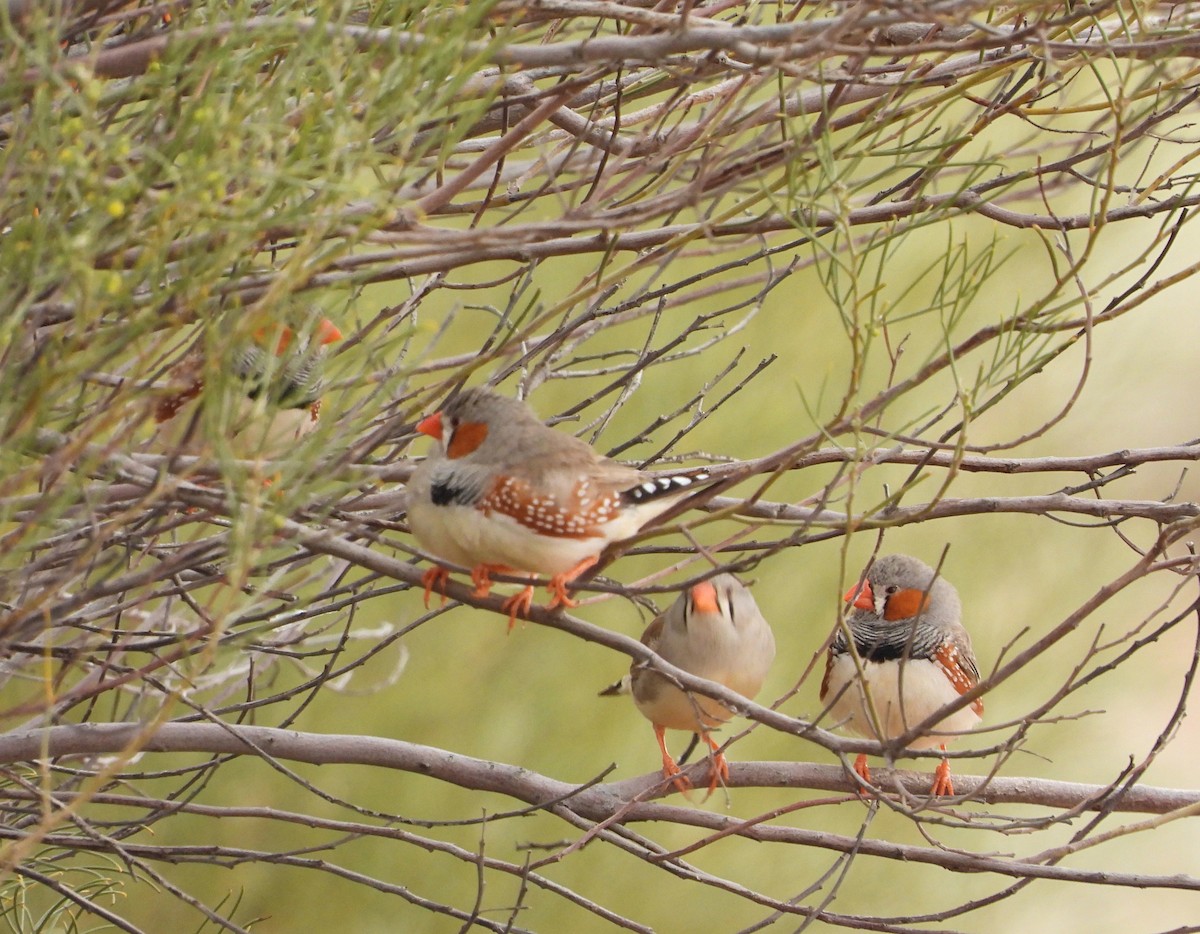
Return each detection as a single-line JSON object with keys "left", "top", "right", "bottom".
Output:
{"left": 407, "top": 387, "right": 716, "bottom": 627}
{"left": 821, "top": 554, "right": 983, "bottom": 797}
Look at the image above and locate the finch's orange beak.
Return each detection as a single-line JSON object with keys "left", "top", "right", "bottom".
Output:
{"left": 416, "top": 411, "right": 443, "bottom": 440}
{"left": 844, "top": 580, "right": 874, "bottom": 611}
{"left": 690, "top": 580, "right": 720, "bottom": 615}
{"left": 315, "top": 318, "right": 343, "bottom": 345}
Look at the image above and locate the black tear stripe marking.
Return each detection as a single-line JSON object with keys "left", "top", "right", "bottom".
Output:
{"left": 431, "top": 479, "right": 480, "bottom": 507}
{"left": 621, "top": 469, "right": 711, "bottom": 506}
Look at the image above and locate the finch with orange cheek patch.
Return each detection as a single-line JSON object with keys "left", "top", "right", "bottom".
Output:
{"left": 821, "top": 554, "right": 983, "bottom": 797}
{"left": 406, "top": 388, "right": 717, "bottom": 628}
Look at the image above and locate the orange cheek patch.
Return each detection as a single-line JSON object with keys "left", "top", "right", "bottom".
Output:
{"left": 883, "top": 588, "right": 930, "bottom": 621}
{"left": 447, "top": 421, "right": 488, "bottom": 459}
{"left": 274, "top": 327, "right": 296, "bottom": 355}
{"left": 252, "top": 325, "right": 295, "bottom": 355}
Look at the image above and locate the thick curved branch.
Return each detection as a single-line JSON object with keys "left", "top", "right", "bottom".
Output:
{"left": 2, "top": 721, "right": 1195, "bottom": 816}
{"left": 3, "top": 722, "right": 1198, "bottom": 890}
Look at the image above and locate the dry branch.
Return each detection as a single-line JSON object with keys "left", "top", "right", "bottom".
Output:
{"left": 5, "top": 0, "right": 1200, "bottom": 929}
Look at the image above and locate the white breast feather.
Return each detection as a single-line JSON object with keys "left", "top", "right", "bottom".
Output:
{"left": 824, "top": 654, "right": 980, "bottom": 750}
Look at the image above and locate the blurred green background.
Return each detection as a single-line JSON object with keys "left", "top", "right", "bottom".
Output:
{"left": 5, "top": 2, "right": 1199, "bottom": 930}
{"left": 90, "top": 220, "right": 1200, "bottom": 932}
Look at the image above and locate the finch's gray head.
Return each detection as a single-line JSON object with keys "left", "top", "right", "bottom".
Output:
{"left": 415, "top": 387, "right": 539, "bottom": 460}
{"left": 845, "top": 554, "right": 961, "bottom": 626}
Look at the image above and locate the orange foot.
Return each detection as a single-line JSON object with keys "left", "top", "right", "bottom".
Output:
{"left": 654, "top": 724, "right": 693, "bottom": 794}
{"left": 930, "top": 753, "right": 955, "bottom": 797}
{"left": 470, "top": 563, "right": 514, "bottom": 599}
{"left": 662, "top": 759, "right": 693, "bottom": 795}
{"left": 500, "top": 585, "right": 535, "bottom": 633}
{"left": 852, "top": 753, "right": 873, "bottom": 797}
{"left": 699, "top": 732, "right": 730, "bottom": 796}
{"left": 422, "top": 566, "right": 450, "bottom": 608}
{"left": 546, "top": 556, "right": 598, "bottom": 610}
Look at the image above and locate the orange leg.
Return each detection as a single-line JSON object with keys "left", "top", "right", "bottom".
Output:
{"left": 546, "top": 556, "right": 598, "bottom": 610}
{"left": 930, "top": 747, "right": 955, "bottom": 797}
{"left": 653, "top": 724, "right": 692, "bottom": 794}
{"left": 699, "top": 732, "right": 729, "bottom": 796}
{"left": 469, "top": 563, "right": 515, "bottom": 599}
{"left": 421, "top": 566, "right": 450, "bottom": 608}
{"left": 500, "top": 585, "right": 536, "bottom": 632}
{"left": 852, "top": 753, "right": 873, "bottom": 796}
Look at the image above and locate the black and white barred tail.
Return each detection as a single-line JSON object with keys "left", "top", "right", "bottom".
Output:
{"left": 620, "top": 468, "right": 712, "bottom": 506}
